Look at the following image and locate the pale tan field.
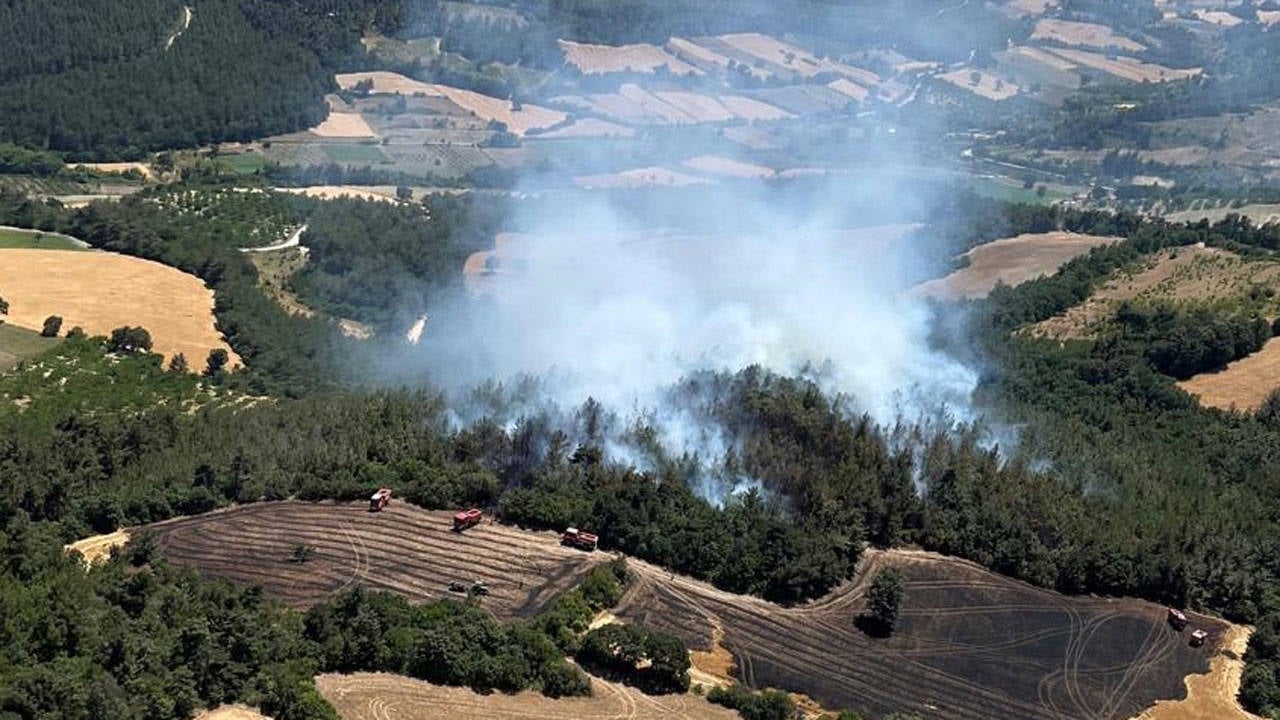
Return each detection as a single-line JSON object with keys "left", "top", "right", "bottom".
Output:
{"left": 66, "top": 162, "right": 154, "bottom": 179}
{"left": 1192, "top": 10, "right": 1244, "bottom": 27}
{"left": 558, "top": 39, "right": 700, "bottom": 75}
{"left": 1131, "top": 625, "right": 1261, "bottom": 720}
{"left": 1011, "top": 45, "right": 1079, "bottom": 72}
{"left": 1007, "top": 0, "right": 1058, "bottom": 16}
{"left": 667, "top": 37, "right": 734, "bottom": 70}
{"left": 65, "top": 530, "right": 130, "bottom": 567}
{"left": 938, "top": 69, "right": 1021, "bottom": 101}
{"left": 1032, "top": 18, "right": 1145, "bottom": 51}
{"left": 193, "top": 705, "right": 271, "bottom": 720}
{"left": 310, "top": 112, "right": 377, "bottom": 139}
{"left": 316, "top": 673, "right": 741, "bottom": 720}
{"left": 1044, "top": 48, "right": 1200, "bottom": 84}
{"left": 534, "top": 118, "right": 635, "bottom": 139}
{"left": 1165, "top": 203, "right": 1280, "bottom": 226}
{"left": 653, "top": 91, "right": 735, "bottom": 123}
{"left": 916, "top": 232, "right": 1120, "bottom": 300}
{"left": 275, "top": 186, "right": 398, "bottom": 203}
{"left": 828, "top": 78, "right": 870, "bottom": 102}
{"left": 336, "top": 71, "right": 566, "bottom": 135}
{"left": 617, "top": 84, "right": 694, "bottom": 123}
{"left": 717, "top": 95, "right": 792, "bottom": 120}
{"left": 682, "top": 155, "right": 776, "bottom": 178}
{"left": 1260, "top": 10, "right": 1280, "bottom": 26}
{"left": 573, "top": 167, "right": 711, "bottom": 189}
{"left": 0, "top": 249, "right": 240, "bottom": 369}
{"left": 716, "top": 33, "right": 880, "bottom": 85}
{"left": 336, "top": 70, "right": 437, "bottom": 95}
{"left": 1178, "top": 339, "right": 1280, "bottom": 412}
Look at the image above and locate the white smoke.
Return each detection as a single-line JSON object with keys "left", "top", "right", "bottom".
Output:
{"left": 411, "top": 177, "right": 984, "bottom": 501}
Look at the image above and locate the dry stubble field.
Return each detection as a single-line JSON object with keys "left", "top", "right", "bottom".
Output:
{"left": 317, "top": 672, "right": 739, "bottom": 720}
{"left": 147, "top": 501, "right": 607, "bottom": 618}
{"left": 614, "top": 550, "right": 1224, "bottom": 720}
{"left": 916, "top": 232, "right": 1121, "bottom": 300}
{"left": 0, "top": 248, "right": 239, "bottom": 369}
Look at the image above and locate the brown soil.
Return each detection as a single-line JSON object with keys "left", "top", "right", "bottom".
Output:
{"left": 0, "top": 248, "right": 240, "bottom": 370}
{"left": 64, "top": 530, "right": 130, "bottom": 567}
{"left": 916, "top": 232, "right": 1121, "bottom": 300}
{"left": 613, "top": 548, "right": 1226, "bottom": 720}
{"left": 1131, "top": 625, "right": 1261, "bottom": 720}
{"left": 1178, "top": 338, "right": 1280, "bottom": 411}
{"left": 144, "top": 501, "right": 608, "bottom": 619}
{"left": 1030, "top": 245, "right": 1280, "bottom": 339}
{"left": 316, "top": 672, "right": 740, "bottom": 720}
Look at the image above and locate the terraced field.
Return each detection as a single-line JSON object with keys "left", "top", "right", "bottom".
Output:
{"left": 614, "top": 550, "right": 1224, "bottom": 720}
{"left": 147, "top": 501, "right": 607, "bottom": 619}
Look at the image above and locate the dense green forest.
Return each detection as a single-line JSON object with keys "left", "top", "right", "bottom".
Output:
{"left": 11, "top": 183, "right": 1280, "bottom": 716}
{"left": 0, "top": 0, "right": 400, "bottom": 158}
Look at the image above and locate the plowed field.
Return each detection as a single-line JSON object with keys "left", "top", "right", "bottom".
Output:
{"left": 147, "top": 501, "right": 607, "bottom": 618}
{"left": 614, "top": 549, "right": 1224, "bottom": 720}
{"left": 317, "top": 672, "right": 739, "bottom": 720}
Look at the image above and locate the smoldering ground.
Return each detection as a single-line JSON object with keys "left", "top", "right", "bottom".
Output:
{"left": 360, "top": 173, "right": 993, "bottom": 500}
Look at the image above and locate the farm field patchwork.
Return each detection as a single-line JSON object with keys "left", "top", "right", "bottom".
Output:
{"left": 614, "top": 550, "right": 1225, "bottom": 720}
{"left": 317, "top": 672, "right": 740, "bottom": 720}
{"left": 559, "top": 39, "right": 700, "bottom": 75}
{"left": 0, "top": 248, "right": 239, "bottom": 369}
{"left": 146, "top": 501, "right": 608, "bottom": 619}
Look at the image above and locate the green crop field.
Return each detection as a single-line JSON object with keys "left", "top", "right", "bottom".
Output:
{"left": 0, "top": 323, "right": 60, "bottom": 372}
{"left": 219, "top": 152, "right": 268, "bottom": 175}
{"left": 323, "top": 144, "right": 392, "bottom": 164}
{"left": 0, "top": 228, "right": 86, "bottom": 251}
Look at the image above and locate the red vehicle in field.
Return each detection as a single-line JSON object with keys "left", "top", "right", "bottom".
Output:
{"left": 453, "top": 508, "right": 483, "bottom": 531}
{"left": 369, "top": 487, "right": 392, "bottom": 512}
{"left": 561, "top": 527, "right": 598, "bottom": 552}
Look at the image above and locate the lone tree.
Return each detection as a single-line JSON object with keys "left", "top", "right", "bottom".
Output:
{"left": 289, "top": 544, "right": 316, "bottom": 564}
{"left": 0, "top": 295, "right": 8, "bottom": 315}
{"left": 168, "top": 353, "right": 189, "bottom": 374}
{"left": 858, "top": 568, "right": 904, "bottom": 637}
{"left": 108, "top": 326, "right": 152, "bottom": 353}
{"left": 40, "top": 315, "right": 62, "bottom": 337}
{"left": 205, "top": 348, "right": 229, "bottom": 377}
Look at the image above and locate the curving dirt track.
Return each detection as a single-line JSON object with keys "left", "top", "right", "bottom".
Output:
{"left": 317, "top": 672, "right": 740, "bottom": 720}
{"left": 614, "top": 549, "right": 1225, "bottom": 720}
{"left": 146, "top": 501, "right": 607, "bottom": 619}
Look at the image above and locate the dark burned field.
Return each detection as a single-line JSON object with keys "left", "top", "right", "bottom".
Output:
{"left": 615, "top": 550, "right": 1225, "bottom": 720}
{"left": 147, "top": 501, "right": 606, "bottom": 619}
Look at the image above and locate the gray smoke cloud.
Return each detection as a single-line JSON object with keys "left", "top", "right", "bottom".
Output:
{"left": 406, "top": 169, "right": 985, "bottom": 501}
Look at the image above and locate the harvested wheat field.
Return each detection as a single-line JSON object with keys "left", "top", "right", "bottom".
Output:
{"left": 65, "top": 529, "right": 130, "bottom": 568}
{"left": 558, "top": 39, "right": 700, "bottom": 76}
{"left": 336, "top": 70, "right": 437, "bottom": 96}
{"left": 1178, "top": 338, "right": 1280, "bottom": 411}
{"left": 916, "top": 232, "right": 1120, "bottom": 300}
{"left": 1043, "top": 48, "right": 1199, "bottom": 84}
{"left": 1131, "top": 624, "right": 1261, "bottom": 720}
{"left": 193, "top": 706, "right": 271, "bottom": 720}
{"left": 614, "top": 549, "right": 1225, "bottom": 720}
{"left": 0, "top": 249, "right": 240, "bottom": 370}
{"left": 938, "top": 69, "right": 1021, "bottom": 101}
{"left": 310, "top": 112, "right": 377, "bottom": 139}
{"left": 317, "top": 672, "right": 739, "bottom": 720}
{"left": 574, "top": 167, "right": 710, "bottom": 189}
{"left": 146, "top": 501, "right": 608, "bottom": 619}
{"left": 682, "top": 155, "right": 776, "bottom": 178}
{"left": 1030, "top": 245, "right": 1280, "bottom": 339}
{"left": 1031, "top": 19, "right": 1145, "bottom": 52}
{"left": 430, "top": 84, "right": 567, "bottom": 135}
{"left": 276, "top": 186, "right": 398, "bottom": 203}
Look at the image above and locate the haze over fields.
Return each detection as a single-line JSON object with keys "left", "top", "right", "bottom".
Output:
{"left": 9, "top": 2, "right": 1280, "bottom": 720}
